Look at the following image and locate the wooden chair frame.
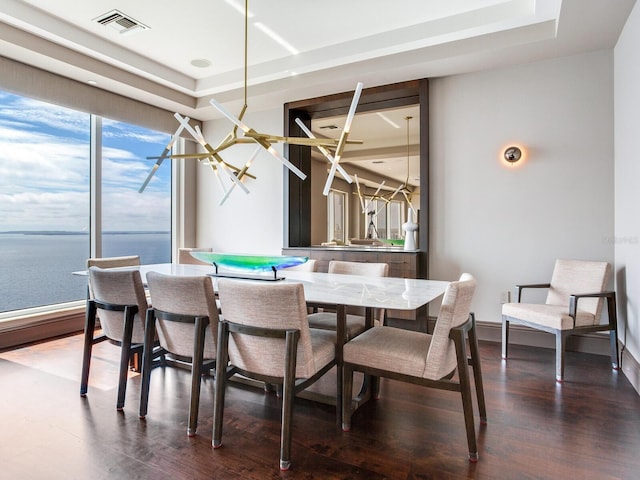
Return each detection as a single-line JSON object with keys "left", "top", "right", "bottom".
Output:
{"left": 139, "top": 308, "right": 214, "bottom": 436}
{"left": 80, "top": 299, "right": 142, "bottom": 410}
{"left": 213, "top": 320, "right": 336, "bottom": 471}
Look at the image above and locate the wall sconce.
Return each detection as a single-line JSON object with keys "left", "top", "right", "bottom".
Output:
{"left": 503, "top": 146, "right": 522, "bottom": 163}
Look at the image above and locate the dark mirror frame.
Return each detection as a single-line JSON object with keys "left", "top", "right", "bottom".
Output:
{"left": 283, "top": 79, "right": 429, "bottom": 278}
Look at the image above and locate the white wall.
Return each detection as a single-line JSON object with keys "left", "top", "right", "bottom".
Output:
{"left": 197, "top": 108, "right": 285, "bottom": 255}
{"left": 197, "top": 50, "right": 616, "bottom": 326}
{"left": 615, "top": 2, "right": 640, "bottom": 373}
{"left": 429, "top": 50, "right": 615, "bottom": 323}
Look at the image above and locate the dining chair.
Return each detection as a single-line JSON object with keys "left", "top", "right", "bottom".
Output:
{"left": 213, "top": 279, "right": 337, "bottom": 471}
{"left": 139, "top": 271, "right": 219, "bottom": 436}
{"left": 502, "top": 259, "right": 618, "bottom": 382}
{"left": 307, "top": 260, "right": 389, "bottom": 339}
{"left": 341, "top": 273, "right": 486, "bottom": 462}
{"left": 283, "top": 258, "right": 317, "bottom": 272}
{"left": 81, "top": 265, "right": 150, "bottom": 410}
{"left": 85, "top": 255, "right": 143, "bottom": 370}
{"left": 178, "top": 247, "right": 212, "bottom": 265}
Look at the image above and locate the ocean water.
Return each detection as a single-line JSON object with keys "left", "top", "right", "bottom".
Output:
{"left": 0, "top": 233, "right": 170, "bottom": 313}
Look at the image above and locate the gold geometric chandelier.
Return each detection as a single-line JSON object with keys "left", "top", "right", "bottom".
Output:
{"left": 140, "top": 0, "right": 363, "bottom": 204}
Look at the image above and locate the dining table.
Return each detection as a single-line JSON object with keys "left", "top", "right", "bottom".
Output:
{"left": 77, "top": 262, "right": 450, "bottom": 421}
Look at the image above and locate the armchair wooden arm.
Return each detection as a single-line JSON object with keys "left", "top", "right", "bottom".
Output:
{"left": 514, "top": 283, "right": 551, "bottom": 302}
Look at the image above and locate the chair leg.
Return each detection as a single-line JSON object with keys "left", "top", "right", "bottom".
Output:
{"left": 116, "top": 307, "right": 136, "bottom": 410}
{"left": 341, "top": 365, "right": 354, "bottom": 432}
{"left": 187, "top": 317, "right": 207, "bottom": 437}
{"left": 468, "top": 313, "right": 487, "bottom": 424}
{"left": 555, "top": 331, "right": 568, "bottom": 383}
{"left": 80, "top": 301, "right": 97, "bottom": 397}
{"left": 501, "top": 316, "right": 509, "bottom": 360}
{"left": 213, "top": 322, "right": 229, "bottom": 449}
{"left": 610, "top": 330, "right": 620, "bottom": 370}
{"left": 139, "top": 310, "right": 157, "bottom": 419}
{"left": 454, "top": 332, "right": 479, "bottom": 462}
{"left": 279, "top": 330, "right": 299, "bottom": 471}
{"left": 607, "top": 294, "right": 620, "bottom": 370}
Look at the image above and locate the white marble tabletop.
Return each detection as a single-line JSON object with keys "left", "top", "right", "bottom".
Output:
{"left": 83, "top": 263, "right": 449, "bottom": 311}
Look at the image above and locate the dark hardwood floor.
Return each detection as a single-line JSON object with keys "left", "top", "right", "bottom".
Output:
{"left": 1, "top": 333, "right": 639, "bottom": 479}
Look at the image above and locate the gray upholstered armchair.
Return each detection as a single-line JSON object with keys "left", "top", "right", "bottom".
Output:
{"left": 501, "top": 259, "right": 619, "bottom": 382}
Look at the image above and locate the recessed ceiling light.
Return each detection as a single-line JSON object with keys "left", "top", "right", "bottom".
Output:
{"left": 87, "top": 80, "right": 97, "bottom": 86}
{"left": 190, "top": 58, "right": 212, "bottom": 68}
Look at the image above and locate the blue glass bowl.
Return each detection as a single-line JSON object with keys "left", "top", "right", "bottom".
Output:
{"left": 190, "top": 252, "right": 309, "bottom": 272}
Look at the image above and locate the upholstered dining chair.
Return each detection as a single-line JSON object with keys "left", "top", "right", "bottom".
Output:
{"left": 139, "top": 272, "right": 219, "bottom": 437}
{"left": 81, "top": 265, "right": 149, "bottom": 410}
{"left": 178, "top": 247, "right": 212, "bottom": 265}
{"left": 283, "top": 258, "right": 317, "bottom": 272}
{"left": 341, "top": 273, "right": 486, "bottom": 462}
{"left": 307, "top": 260, "right": 389, "bottom": 339}
{"left": 213, "top": 279, "right": 337, "bottom": 471}
{"left": 501, "top": 259, "right": 618, "bottom": 382}
{"left": 85, "top": 255, "right": 143, "bottom": 370}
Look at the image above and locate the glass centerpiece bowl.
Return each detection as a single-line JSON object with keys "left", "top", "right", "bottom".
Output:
{"left": 190, "top": 252, "right": 309, "bottom": 281}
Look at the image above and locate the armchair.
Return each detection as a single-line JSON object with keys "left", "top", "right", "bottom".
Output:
{"left": 501, "top": 259, "right": 619, "bottom": 382}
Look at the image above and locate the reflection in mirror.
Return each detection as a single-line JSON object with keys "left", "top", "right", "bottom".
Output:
{"left": 310, "top": 105, "right": 420, "bottom": 247}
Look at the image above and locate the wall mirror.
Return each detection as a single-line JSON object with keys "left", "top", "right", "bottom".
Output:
{"left": 284, "top": 79, "right": 429, "bottom": 277}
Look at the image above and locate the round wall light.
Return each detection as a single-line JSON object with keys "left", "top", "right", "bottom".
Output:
{"left": 504, "top": 146, "right": 522, "bottom": 163}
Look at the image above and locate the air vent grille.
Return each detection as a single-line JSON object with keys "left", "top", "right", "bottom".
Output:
{"left": 93, "top": 10, "right": 149, "bottom": 35}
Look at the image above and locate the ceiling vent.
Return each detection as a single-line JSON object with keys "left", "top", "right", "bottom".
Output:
{"left": 93, "top": 10, "right": 149, "bottom": 35}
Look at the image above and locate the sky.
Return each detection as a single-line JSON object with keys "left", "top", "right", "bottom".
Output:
{"left": 0, "top": 91, "right": 171, "bottom": 232}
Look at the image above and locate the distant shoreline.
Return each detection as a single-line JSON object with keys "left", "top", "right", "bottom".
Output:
{"left": 0, "top": 231, "right": 170, "bottom": 236}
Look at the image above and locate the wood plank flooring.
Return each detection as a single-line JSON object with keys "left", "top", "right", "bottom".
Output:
{"left": 1, "top": 333, "right": 639, "bottom": 479}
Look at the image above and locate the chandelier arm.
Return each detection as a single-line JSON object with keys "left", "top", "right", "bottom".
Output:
{"left": 294, "top": 118, "right": 352, "bottom": 183}
{"left": 139, "top": 122, "right": 186, "bottom": 192}
{"left": 219, "top": 146, "right": 261, "bottom": 205}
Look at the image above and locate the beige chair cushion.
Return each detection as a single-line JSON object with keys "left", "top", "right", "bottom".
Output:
{"left": 88, "top": 266, "right": 148, "bottom": 344}
{"left": 218, "top": 280, "right": 336, "bottom": 379}
{"left": 343, "top": 326, "right": 431, "bottom": 377}
{"left": 146, "top": 272, "right": 219, "bottom": 360}
{"left": 502, "top": 303, "right": 596, "bottom": 330}
{"left": 545, "top": 259, "right": 610, "bottom": 318}
{"left": 424, "top": 273, "right": 476, "bottom": 380}
{"left": 284, "top": 259, "right": 317, "bottom": 272}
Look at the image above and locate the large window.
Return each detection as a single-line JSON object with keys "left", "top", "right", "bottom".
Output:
{"left": 0, "top": 91, "right": 172, "bottom": 314}
{"left": 101, "top": 118, "right": 171, "bottom": 264}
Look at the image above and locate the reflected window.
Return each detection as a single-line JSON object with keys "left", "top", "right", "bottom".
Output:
{"left": 364, "top": 198, "right": 405, "bottom": 240}
{"left": 327, "top": 189, "right": 347, "bottom": 243}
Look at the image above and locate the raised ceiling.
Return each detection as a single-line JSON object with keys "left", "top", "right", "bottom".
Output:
{"left": 0, "top": 0, "right": 635, "bottom": 123}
